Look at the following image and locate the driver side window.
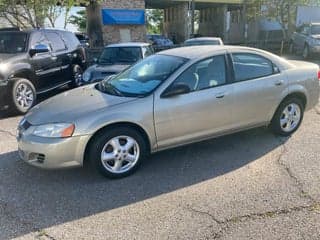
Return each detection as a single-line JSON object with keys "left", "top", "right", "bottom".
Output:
{"left": 173, "top": 55, "right": 227, "bottom": 92}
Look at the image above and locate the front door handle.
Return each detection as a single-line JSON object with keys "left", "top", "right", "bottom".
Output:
{"left": 51, "top": 56, "right": 57, "bottom": 61}
{"left": 275, "top": 80, "right": 284, "bottom": 86}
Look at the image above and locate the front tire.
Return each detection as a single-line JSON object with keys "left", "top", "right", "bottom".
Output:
{"left": 88, "top": 127, "right": 147, "bottom": 178}
{"left": 270, "top": 98, "right": 304, "bottom": 136}
{"left": 11, "top": 78, "right": 36, "bottom": 114}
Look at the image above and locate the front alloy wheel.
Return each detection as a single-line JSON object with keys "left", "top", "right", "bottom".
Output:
{"left": 89, "top": 127, "right": 147, "bottom": 178}
{"left": 101, "top": 136, "right": 140, "bottom": 174}
{"left": 12, "top": 78, "right": 36, "bottom": 114}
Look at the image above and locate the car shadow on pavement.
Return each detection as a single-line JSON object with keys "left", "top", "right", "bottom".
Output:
{"left": 0, "top": 127, "right": 287, "bottom": 239}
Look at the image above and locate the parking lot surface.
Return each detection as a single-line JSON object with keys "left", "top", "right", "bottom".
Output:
{"left": 0, "top": 56, "right": 319, "bottom": 240}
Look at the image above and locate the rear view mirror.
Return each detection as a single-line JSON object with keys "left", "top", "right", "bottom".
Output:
{"left": 161, "top": 83, "right": 191, "bottom": 98}
{"left": 29, "top": 44, "right": 49, "bottom": 57}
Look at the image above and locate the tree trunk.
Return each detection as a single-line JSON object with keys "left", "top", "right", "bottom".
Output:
{"left": 86, "top": 1, "right": 104, "bottom": 48}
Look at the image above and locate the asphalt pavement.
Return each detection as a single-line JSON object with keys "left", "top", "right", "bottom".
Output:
{"left": 0, "top": 55, "right": 319, "bottom": 240}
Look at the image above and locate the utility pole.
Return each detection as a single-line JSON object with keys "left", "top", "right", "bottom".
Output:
{"left": 190, "top": 0, "right": 195, "bottom": 37}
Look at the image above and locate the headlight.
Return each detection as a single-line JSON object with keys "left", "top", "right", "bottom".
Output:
{"left": 82, "top": 71, "right": 91, "bottom": 82}
{"left": 33, "top": 123, "right": 75, "bottom": 138}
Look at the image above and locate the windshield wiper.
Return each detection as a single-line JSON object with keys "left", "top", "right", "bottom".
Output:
{"left": 100, "top": 81, "right": 124, "bottom": 97}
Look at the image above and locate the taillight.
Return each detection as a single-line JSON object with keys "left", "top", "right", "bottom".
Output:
{"left": 318, "top": 70, "right": 320, "bottom": 81}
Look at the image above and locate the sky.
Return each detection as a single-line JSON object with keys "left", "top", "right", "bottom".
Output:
{"left": 53, "top": 7, "right": 85, "bottom": 32}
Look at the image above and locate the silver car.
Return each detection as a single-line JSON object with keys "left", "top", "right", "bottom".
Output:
{"left": 17, "top": 46, "right": 320, "bottom": 178}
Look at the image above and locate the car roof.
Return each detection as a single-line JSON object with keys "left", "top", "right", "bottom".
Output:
{"left": 157, "top": 45, "right": 292, "bottom": 69}
{"left": 185, "top": 37, "right": 222, "bottom": 42}
{"left": 106, "top": 42, "right": 150, "bottom": 48}
{"left": 157, "top": 45, "right": 270, "bottom": 59}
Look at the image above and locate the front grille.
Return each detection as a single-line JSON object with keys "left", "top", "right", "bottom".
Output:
{"left": 36, "top": 154, "right": 45, "bottom": 163}
{"left": 102, "top": 71, "right": 117, "bottom": 75}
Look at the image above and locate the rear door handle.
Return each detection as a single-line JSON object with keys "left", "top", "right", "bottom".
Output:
{"left": 215, "top": 92, "right": 226, "bottom": 99}
{"left": 275, "top": 80, "right": 284, "bottom": 86}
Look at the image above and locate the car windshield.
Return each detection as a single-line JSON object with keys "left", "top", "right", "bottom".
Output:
{"left": 0, "top": 32, "right": 27, "bottom": 53}
{"left": 98, "top": 54, "right": 187, "bottom": 97}
{"left": 98, "top": 47, "right": 142, "bottom": 65}
{"left": 311, "top": 25, "right": 320, "bottom": 35}
{"left": 185, "top": 40, "right": 220, "bottom": 46}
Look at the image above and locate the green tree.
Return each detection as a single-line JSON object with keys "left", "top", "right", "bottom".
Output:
{"left": 146, "top": 9, "right": 163, "bottom": 34}
{"left": 68, "top": 9, "right": 86, "bottom": 32}
{"left": 0, "top": 0, "right": 66, "bottom": 28}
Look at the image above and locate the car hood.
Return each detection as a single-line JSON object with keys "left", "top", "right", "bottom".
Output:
{"left": 25, "top": 84, "right": 137, "bottom": 125}
{"left": 0, "top": 53, "right": 23, "bottom": 62}
{"left": 90, "top": 64, "right": 130, "bottom": 74}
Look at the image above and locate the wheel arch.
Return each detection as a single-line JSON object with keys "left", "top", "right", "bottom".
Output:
{"left": 83, "top": 122, "right": 152, "bottom": 167}
{"left": 270, "top": 91, "right": 307, "bottom": 122}
{"left": 9, "top": 69, "right": 36, "bottom": 85}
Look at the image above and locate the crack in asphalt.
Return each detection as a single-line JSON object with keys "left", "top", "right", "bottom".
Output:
{"left": 187, "top": 202, "right": 320, "bottom": 239}
{"left": 276, "top": 138, "right": 316, "bottom": 203}
{"left": 186, "top": 137, "right": 319, "bottom": 239}
{"left": 0, "top": 128, "right": 16, "bottom": 138}
{"left": 35, "top": 229, "right": 57, "bottom": 240}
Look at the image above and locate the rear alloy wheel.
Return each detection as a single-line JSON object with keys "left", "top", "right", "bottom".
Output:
{"left": 303, "top": 45, "right": 310, "bottom": 59}
{"left": 270, "top": 98, "right": 304, "bottom": 136}
{"left": 89, "top": 127, "right": 147, "bottom": 178}
{"left": 11, "top": 78, "right": 36, "bottom": 114}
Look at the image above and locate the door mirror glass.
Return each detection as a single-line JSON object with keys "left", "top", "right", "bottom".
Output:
{"left": 29, "top": 44, "right": 49, "bottom": 56}
{"left": 161, "top": 83, "right": 191, "bottom": 98}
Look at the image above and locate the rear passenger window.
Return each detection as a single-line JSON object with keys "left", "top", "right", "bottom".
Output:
{"left": 46, "top": 32, "right": 66, "bottom": 52}
{"left": 232, "top": 53, "right": 274, "bottom": 82}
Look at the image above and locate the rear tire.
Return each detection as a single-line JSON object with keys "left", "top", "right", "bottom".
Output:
{"left": 11, "top": 78, "right": 36, "bottom": 114}
{"left": 88, "top": 127, "right": 147, "bottom": 178}
{"left": 270, "top": 98, "right": 304, "bottom": 136}
{"left": 69, "top": 64, "right": 83, "bottom": 88}
{"left": 303, "top": 45, "right": 310, "bottom": 59}
{"left": 289, "top": 42, "right": 295, "bottom": 54}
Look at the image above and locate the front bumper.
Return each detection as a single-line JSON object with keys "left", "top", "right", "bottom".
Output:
{"left": 17, "top": 132, "right": 92, "bottom": 169}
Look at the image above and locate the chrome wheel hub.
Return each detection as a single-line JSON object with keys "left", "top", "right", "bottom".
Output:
{"left": 16, "top": 83, "right": 34, "bottom": 109}
{"left": 280, "top": 103, "right": 301, "bottom": 132}
{"left": 101, "top": 136, "right": 140, "bottom": 174}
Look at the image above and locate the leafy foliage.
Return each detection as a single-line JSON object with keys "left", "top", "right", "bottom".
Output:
{"left": 68, "top": 9, "right": 86, "bottom": 32}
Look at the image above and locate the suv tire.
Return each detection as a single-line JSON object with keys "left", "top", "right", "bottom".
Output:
{"left": 11, "top": 78, "right": 36, "bottom": 114}
{"left": 69, "top": 64, "right": 83, "bottom": 88}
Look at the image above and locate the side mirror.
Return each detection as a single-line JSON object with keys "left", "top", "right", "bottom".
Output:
{"left": 93, "top": 57, "right": 98, "bottom": 63}
{"left": 161, "top": 83, "right": 191, "bottom": 98}
{"left": 29, "top": 44, "right": 49, "bottom": 57}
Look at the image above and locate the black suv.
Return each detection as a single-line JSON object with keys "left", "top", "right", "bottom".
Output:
{"left": 0, "top": 28, "right": 86, "bottom": 113}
